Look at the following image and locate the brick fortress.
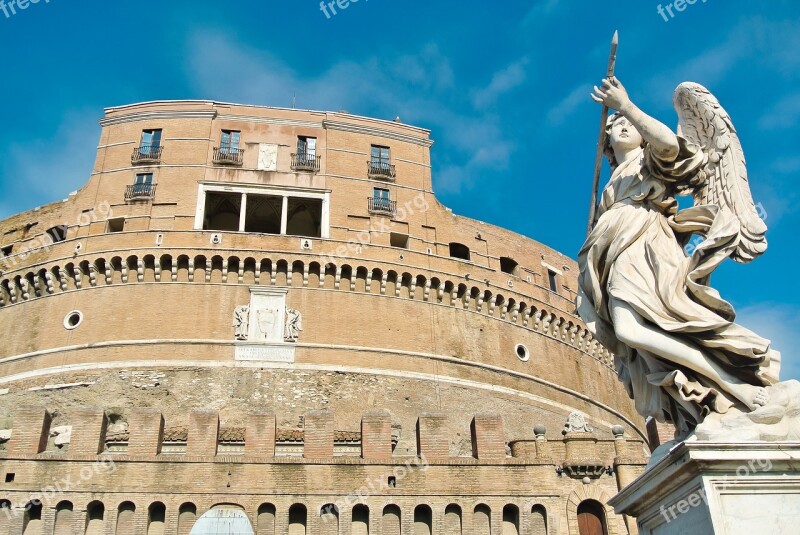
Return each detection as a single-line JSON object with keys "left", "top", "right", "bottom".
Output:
{"left": 0, "top": 101, "right": 649, "bottom": 534}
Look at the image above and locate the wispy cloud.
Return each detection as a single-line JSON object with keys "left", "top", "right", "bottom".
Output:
{"left": 185, "top": 30, "right": 514, "bottom": 194}
{"left": 759, "top": 93, "right": 800, "bottom": 130}
{"left": 547, "top": 83, "right": 592, "bottom": 126}
{"left": 0, "top": 111, "right": 99, "bottom": 220}
{"left": 736, "top": 303, "right": 800, "bottom": 381}
{"left": 472, "top": 58, "right": 529, "bottom": 109}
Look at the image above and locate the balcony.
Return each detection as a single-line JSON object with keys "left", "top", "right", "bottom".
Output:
{"left": 368, "top": 160, "right": 396, "bottom": 181}
{"left": 291, "top": 153, "right": 321, "bottom": 172}
{"left": 125, "top": 183, "right": 156, "bottom": 202}
{"left": 368, "top": 197, "right": 396, "bottom": 217}
{"left": 131, "top": 145, "right": 163, "bottom": 164}
{"left": 213, "top": 146, "right": 245, "bottom": 166}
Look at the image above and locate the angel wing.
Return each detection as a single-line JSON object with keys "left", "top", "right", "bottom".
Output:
{"left": 673, "top": 82, "right": 767, "bottom": 263}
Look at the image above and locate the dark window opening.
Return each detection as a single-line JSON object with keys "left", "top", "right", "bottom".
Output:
{"left": 106, "top": 218, "right": 125, "bottom": 233}
{"left": 500, "top": 257, "right": 519, "bottom": 275}
{"left": 46, "top": 225, "right": 68, "bottom": 243}
{"left": 286, "top": 198, "right": 322, "bottom": 238}
{"left": 548, "top": 270, "right": 559, "bottom": 293}
{"left": 449, "top": 242, "right": 470, "bottom": 261}
{"left": 203, "top": 192, "right": 242, "bottom": 232}
{"left": 5, "top": 473, "right": 14, "bottom": 483}
{"left": 388, "top": 476, "right": 397, "bottom": 488}
{"left": 244, "top": 194, "right": 282, "bottom": 234}
{"left": 297, "top": 136, "right": 317, "bottom": 158}
{"left": 390, "top": 233, "right": 409, "bottom": 249}
{"left": 0, "top": 245, "right": 11, "bottom": 257}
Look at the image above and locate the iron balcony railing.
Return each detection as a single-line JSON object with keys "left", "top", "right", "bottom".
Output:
{"left": 368, "top": 197, "right": 396, "bottom": 216}
{"left": 125, "top": 183, "right": 156, "bottom": 201}
{"left": 213, "top": 146, "right": 245, "bottom": 165}
{"left": 131, "top": 144, "right": 163, "bottom": 164}
{"left": 291, "top": 153, "right": 321, "bottom": 172}
{"left": 368, "top": 160, "right": 396, "bottom": 180}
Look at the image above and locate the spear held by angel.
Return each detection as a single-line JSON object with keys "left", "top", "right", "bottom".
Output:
{"left": 576, "top": 75, "right": 781, "bottom": 436}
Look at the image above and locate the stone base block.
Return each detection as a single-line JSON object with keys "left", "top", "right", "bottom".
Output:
{"left": 609, "top": 441, "right": 800, "bottom": 535}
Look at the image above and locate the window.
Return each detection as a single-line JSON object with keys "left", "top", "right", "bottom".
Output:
{"left": 371, "top": 145, "right": 390, "bottom": 167}
{"left": 126, "top": 173, "right": 156, "bottom": 201}
{"left": 220, "top": 130, "right": 241, "bottom": 153}
{"left": 140, "top": 129, "right": 162, "bottom": 150}
{"left": 0, "top": 245, "right": 11, "bottom": 257}
{"left": 133, "top": 129, "right": 163, "bottom": 162}
{"left": 297, "top": 136, "right": 316, "bottom": 158}
{"left": 500, "top": 257, "right": 519, "bottom": 276}
{"left": 390, "top": 232, "right": 409, "bottom": 249}
{"left": 203, "top": 192, "right": 243, "bottom": 232}
{"left": 136, "top": 173, "right": 153, "bottom": 186}
{"left": 449, "top": 242, "right": 470, "bottom": 261}
{"left": 46, "top": 225, "right": 68, "bottom": 243}
{"left": 370, "top": 187, "right": 393, "bottom": 214}
{"left": 286, "top": 198, "right": 323, "bottom": 237}
{"left": 106, "top": 218, "right": 125, "bottom": 233}
{"left": 548, "top": 270, "right": 559, "bottom": 293}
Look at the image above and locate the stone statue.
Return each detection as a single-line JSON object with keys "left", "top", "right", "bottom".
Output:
{"left": 285, "top": 308, "right": 303, "bottom": 342}
{"left": 577, "top": 77, "right": 794, "bottom": 440}
{"left": 233, "top": 305, "right": 249, "bottom": 340}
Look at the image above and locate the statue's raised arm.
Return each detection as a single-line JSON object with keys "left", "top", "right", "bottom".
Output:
{"left": 577, "top": 78, "right": 794, "bottom": 442}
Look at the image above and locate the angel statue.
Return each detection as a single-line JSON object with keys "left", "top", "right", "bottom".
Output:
{"left": 577, "top": 77, "right": 783, "bottom": 438}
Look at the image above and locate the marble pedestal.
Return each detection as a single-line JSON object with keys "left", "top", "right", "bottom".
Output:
{"left": 608, "top": 441, "right": 800, "bottom": 535}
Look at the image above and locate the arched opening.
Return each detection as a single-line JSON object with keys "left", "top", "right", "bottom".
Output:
{"left": 116, "top": 501, "right": 136, "bottom": 534}
{"left": 0, "top": 500, "right": 11, "bottom": 532}
{"left": 85, "top": 501, "right": 105, "bottom": 535}
{"left": 444, "top": 504, "right": 462, "bottom": 534}
{"left": 500, "top": 256, "right": 519, "bottom": 275}
{"left": 22, "top": 500, "right": 42, "bottom": 535}
{"left": 531, "top": 504, "right": 548, "bottom": 535}
{"left": 204, "top": 192, "right": 242, "bottom": 231}
{"left": 449, "top": 242, "right": 470, "bottom": 261}
{"left": 502, "top": 504, "right": 519, "bottom": 535}
{"left": 178, "top": 503, "right": 197, "bottom": 535}
{"left": 190, "top": 505, "right": 254, "bottom": 535}
{"left": 577, "top": 500, "right": 608, "bottom": 535}
{"left": 256, "top": 503, "right": 276, "bottom": 535}
{"left": 148, "top": 502, "right": 166, "bottom": 535}
{"left": 413, "top": 505, "right": 432, "bottom": 535}
{"left": 288, "top": 504, "right": 307, "bottom": 535}
{"left": 319, "top": 504, "right": 338, "bottom": 535}
{"left": 286, "top": 198, "right": 322, "bottom": 238}
{"left": 381, "top": 505, "right": 401, "bottom": 535}
{"left": 245, "top": 194, "right": 282, "bottom": 234}
{"left": 54, "top": 501, "right": 74, "bottom": 534}
{"left": 352, "top": 504, "right": 369, "bottom": 535}
{"left": 473, "top": 504, "right": 491, "bottom": 535}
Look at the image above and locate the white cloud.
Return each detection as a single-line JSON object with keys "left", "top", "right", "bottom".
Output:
{"left": 736, "top": 303, "right": 800, "bottom": 381}
{"left": 185, "top": 30, "right": 515, "bottom": 194}
{"left": 472, "top": 58, "right": 529, "bottom": 109}
{"left": 547, "top": 84, "right": 592, "bottom": 126}
{"left": 759, "top": 93, "right": 800, "bottom": 130}
{"left": 0, "top": 111, "right": 99, "bottom": 220}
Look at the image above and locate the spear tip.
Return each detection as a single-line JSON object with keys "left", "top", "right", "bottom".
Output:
{"left": 612, "top": 30, "right": 619, "bottom": 45}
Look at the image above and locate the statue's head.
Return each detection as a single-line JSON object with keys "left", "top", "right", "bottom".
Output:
{"left": 605, "top": 112, "right": 645, "bottom": 167}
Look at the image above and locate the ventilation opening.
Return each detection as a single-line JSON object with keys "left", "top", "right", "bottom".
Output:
{"left": 390, "top": 233, "right": 409, "bottom": 249}
{"left": 449, "top": 242, "right": 470, "bottom": 261}
{"left": 0, "top": 245, "right": 11, "bottom": 257}
{"left": 500, "top": 257, "right": 519, "bottom": 275}
{"left": 515, "top": 344, "right": 530, "bottom": 362}
{"left": 5, "top": 473, "right": 14, "bottom": 483}
{"left": 64, "top": 311, "right": 83, "bottom": 330}
{"left": 46, "top": 225, "right": 68, "bottom": 243}
{"left": 388, "top": 476, "right": 396, "bottom": 487}
{"left": 106, "top": 218, "right": 125, "bottom": 233}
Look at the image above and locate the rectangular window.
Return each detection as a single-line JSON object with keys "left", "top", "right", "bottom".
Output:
{"left": 46, "top": 225, "right": 68, "bottom": 243}
{"left": 548, "top": 270, "right": 559, "bottom": 293}
{"left": 135, "top": 173, "right": 153, "bottom": 185}
{"left": 244, "top": 194, "right": 283, "bottom": 234}
{"left": 297, "top": 136, "right": 317, "bottom": 158}
{"left": 220, "top": 130, "right": 241, "bottom": 153}
{"left": 390, "top": 232, "right": 409, "bottom": 249}
{"left": 371, "top": 145, "right": 390, "bottom": 166}
{"left": 286, "top": 197, "right": 322, "bottom": 238}
{"left": 203, "top": 192, "right": 242, "bottom": 232}
{"left": 0, "top": 245, "right": 11, "bottom": 257}
{"left": 140, "top": 129, "right": 162, "bottom": 149}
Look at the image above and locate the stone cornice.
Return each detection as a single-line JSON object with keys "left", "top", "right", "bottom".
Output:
{"left": 323, "top": 120, "right": 434, "bottom": 147}
{"left": 99, "top": 109, "right": 218, "bottom": 127}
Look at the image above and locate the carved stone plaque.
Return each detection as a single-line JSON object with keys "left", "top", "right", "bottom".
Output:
{"left": 257, "top": 143, "right": 278, "bottom": 171}
{"left": 248, "top": 288, "right": 287, "bottom": 342}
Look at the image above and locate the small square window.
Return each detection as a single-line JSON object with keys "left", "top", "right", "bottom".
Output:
{"left": 388, "top": 476, "right": 396, "bottom": 488}
{"left": 0, "top": 245, "right": 11, "bottom": 257}
{"left": 106, "top": 218, "right": 125, "bottom": 233}
{"left": 4, "top": 473, "right": 14, "bottom": 483}
{"left": 390, "top": 233, "right": 409, "bottom": 249}
{"left": 46, "top": 225, "right": 68, "bottom": 244}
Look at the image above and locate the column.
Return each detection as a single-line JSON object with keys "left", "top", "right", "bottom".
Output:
{"left": 280, "top": 196, "right": 289, "bottom": 235}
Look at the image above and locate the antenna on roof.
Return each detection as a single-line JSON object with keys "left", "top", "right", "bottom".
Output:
{"left": 292, "top": 92, "right": 296, "bottom": 109}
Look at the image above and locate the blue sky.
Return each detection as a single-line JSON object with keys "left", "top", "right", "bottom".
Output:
{"left": 1, "top": 0, "right": 798, "bottom": 378}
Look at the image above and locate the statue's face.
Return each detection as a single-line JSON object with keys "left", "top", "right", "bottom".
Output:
{"left": 608, "top": 116, "right": 643, "bottom": 151}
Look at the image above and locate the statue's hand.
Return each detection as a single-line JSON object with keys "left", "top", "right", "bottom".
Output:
{"left": 591, "top": 77, "right": 631, "bottom": 111}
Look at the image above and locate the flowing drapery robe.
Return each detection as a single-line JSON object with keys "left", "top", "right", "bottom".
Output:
{"left": 577, "top": 139, "right": 780, "bottom": 432}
